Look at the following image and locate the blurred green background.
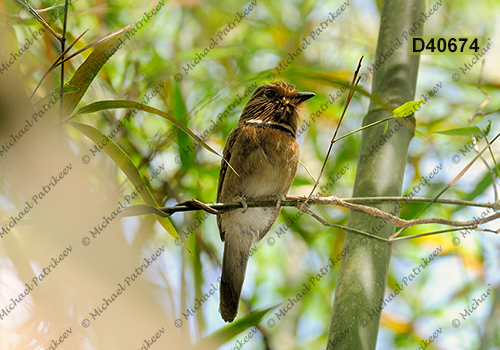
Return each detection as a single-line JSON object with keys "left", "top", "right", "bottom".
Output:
{"left": 1, "top": 0, "right": 500, "bottom": 349}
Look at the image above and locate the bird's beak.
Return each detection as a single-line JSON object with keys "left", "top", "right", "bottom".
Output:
{"left": 294, "top": 91, "right": 316, "bottom": 102}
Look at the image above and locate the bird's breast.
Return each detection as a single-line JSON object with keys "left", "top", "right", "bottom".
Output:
{"left": 235, "top": 126, "right": 299, "bottom": 198}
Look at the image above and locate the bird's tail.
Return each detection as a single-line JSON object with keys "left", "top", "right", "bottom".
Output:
{"left": 219, "top": 235, "right": 253, "bottom": 322}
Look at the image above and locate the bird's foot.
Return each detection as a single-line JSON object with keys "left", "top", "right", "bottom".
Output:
{"left": 234, "top": 195, "right": 248, "bottom": 213}
{"left": 275, "top": 193, "right": 286, "bottom": 209}
{"left": 175, "top": 198, "right": 219, "bottom": 214}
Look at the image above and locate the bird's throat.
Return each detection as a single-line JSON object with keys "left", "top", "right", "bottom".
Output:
{"left": 243, "top": 119, "right": 296, "bottom": 138}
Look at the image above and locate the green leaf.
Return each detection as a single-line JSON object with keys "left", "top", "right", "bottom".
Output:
{"left": 299, "top": 160, "right": 317, "bottom": 183}
{"left": 121, "top": 204, "right": 170, "bottom": 218}
{"left": 72, "top": 99, "right": 223, "bottom": 159}
{"left": 383, "top": 121, "right": 389, "bottom": 134}
{"left": 484, "top": 120, "right": 491, "bottom": 137}
{"left": 195, "top": 305, "right": 278, "bottom": 349}
{"left": 464, "top": 163, "right": 500, "bottom": 202}
{"left": 393, "top": 100, "right": 424, "bottom": 117}
{"left": 173, "top": 81, "right": 195, "bottom": 168}
{"left": 70, "top": 121, "right": 184, "bottom": 247}
{"left": 52, "top": 84, "right": 80, "bottom": 95}
{"left": 435, "top": 126, "right": 482, "bottom": 136}
{"left": 62, "top": 35, "right": 124, "bottom": 116}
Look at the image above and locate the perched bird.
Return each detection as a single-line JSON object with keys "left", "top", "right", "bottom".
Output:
{"left": 217, "top": 81, "right": 315, "bottom": 322}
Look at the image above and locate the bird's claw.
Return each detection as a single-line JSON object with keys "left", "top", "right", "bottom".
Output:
{"left": 234, "top": 196, "right": 248, "bottom": 213}
{"left": 275, "top": 194, "right": 286, "bottom": 209}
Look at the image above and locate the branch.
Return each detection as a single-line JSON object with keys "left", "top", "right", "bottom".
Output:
{"left": 155, "top": 195, "right": 499, "bottom": 214}
{"left": 126, "top": 196, "right": 500, "bottom": 242}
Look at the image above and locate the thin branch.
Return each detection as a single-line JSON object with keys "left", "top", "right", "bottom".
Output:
{"left": 55, "top": 22, "right": 140, "bottom": 67}
{"left": 304, "top": 57, "right": 363, "bottom": 205}
{"left": 145, "top": 195, "right": 500, "bottom": 234}
{"left": 331, "top": 115, "right": 396, "bottom": 144}
{"left": 389, "top": 131, "right": 500, "bottom": 241}
{"left": 13, "top": 0, "right": 63, "bottom": 41}
{"left": 30, "top": 29, "right": 89, "bottom": 100}
{"left": 296, "top": 203, "right": 389, "bottom": 243}
{"left": 30, "top": 22, "right": 138, "bottom": 100}
{"left": 306, "top": 196, "right": 500, "bottom": 230}
{"left": 35, "top": 0, "right": 79, "bottom": 13}
{"left": 392, "top": 227, "right": 474, "bottom": 242}
{"left": 471, "top": 66, "right": 497, "bottom": 201}
{"left": 477, "top": 132, "right": 499, "bottom": 203}
{"left": 299, "top": 208, "right": 483, "bottom": 243}
{"left": 140, "top": 195, "right": 500, "bottom": 244}
{"left": 156, "top": 195, "right": 499, "bottom": 215}
{"left": 59, "top": 0, "right": 69, "bottom": 122}
{"left": 475, "top": 108, "right": 500, "bottom": 117}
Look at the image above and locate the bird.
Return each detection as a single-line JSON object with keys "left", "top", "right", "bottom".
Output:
{"left": 217, "top": 81, "right": 315, "bottom": 322}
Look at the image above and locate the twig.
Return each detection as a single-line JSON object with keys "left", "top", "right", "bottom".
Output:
{"left": 13, "top": 0, "right": 62, "bottom": 41}
{"left": 140, "top": 195, "right": 500, "bottom": 243}
{"left": 54, "top": 22, "right": 140, "bottom": 68}
{"left": 389, "top": 131, "right": 500, "bottom": 241}
{"left": 35, "top": 0, "right": 79, "bottom": 13}
{"left": 59, "top": 0, "right": 69, "bottom": 122}
{"left": 331, "top": 115, "right": 396, "bottom": 144}
{"left": 30, "top": 30, "right": 89, "bottom": 100}
{"left": 297, "top": 203, "right": 390, "bottom": 243}
{"left": 391, "top": 227, "right": 473, "bottom": 242}
{"left": 146, "top": 195, "right": 500, "bottom": 234}
{"left": 470, "top": 65, "right": 497, "bottom": 201}
{"left": 157, "top": 195, "right": 499, "bottom": 214}
{"left": 304, "top": 56, "right": 363, "bottom": 206}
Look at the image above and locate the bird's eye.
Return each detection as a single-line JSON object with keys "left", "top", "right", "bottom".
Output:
{"left": 264, "top": 89, "right": 276, "bottom": 98}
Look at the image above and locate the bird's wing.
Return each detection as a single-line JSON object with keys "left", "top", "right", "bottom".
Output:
{"left": 217, "top": 126, "right": 240, "bottom": 241}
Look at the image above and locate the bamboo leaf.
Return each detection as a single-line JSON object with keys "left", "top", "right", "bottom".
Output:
{"left": 195, "top": 305, "right": 278, "bottom": 349}
{"left": 72, "top": 99, "right": 223, "bottom": 159}
{"left": 70, "top": 121, "right": 184, "bottom": 247}
{"left": 393, "top": 100, "right": 424, "bottom": 117}
{"left": 12, "top": 0, "right": 62, "bottom": 40}
{"left": 62, "top": 35, "right": 124, "bottom": 116}
{"left": 435, "top": 126, "right": 482, "bottom": 136}
{"left": 121, "top": 204, "right": 169, "bottom": 218}
{"left": 57, "top": 22, "right": 140, "bottom": 67}
{"left": 484, "top": 120, "right": 491, "bottom": 137}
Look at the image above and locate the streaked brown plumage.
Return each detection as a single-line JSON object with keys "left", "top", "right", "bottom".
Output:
{"left": 217, "top": 81, "right": 315, "bottom": 322}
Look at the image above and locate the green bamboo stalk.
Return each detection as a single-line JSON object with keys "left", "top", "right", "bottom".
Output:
{"left": 326, "top": 0, "right": 425, "bottom": 348}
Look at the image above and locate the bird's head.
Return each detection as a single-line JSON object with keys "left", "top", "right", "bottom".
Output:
{"left": 240, "top": 81, "right": 315, "bottom": 136}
